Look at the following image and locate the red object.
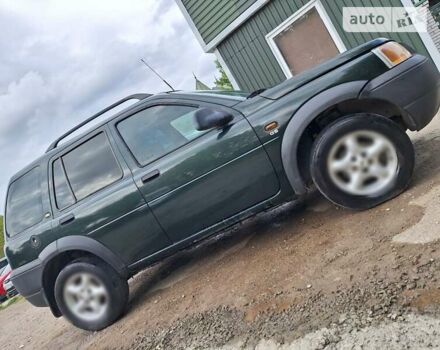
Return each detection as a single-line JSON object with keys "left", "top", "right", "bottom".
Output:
{"left": 0, "top": 265, "right": 12, "bottom": 297}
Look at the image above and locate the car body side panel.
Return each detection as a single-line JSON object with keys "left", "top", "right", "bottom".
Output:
{"left": 47, "top": 128, "right": 172, "bottom": 266}
{"left": 9, "top": 234, "right": 132, "bottom": 311}
{"left": 237, "top": 53, "right": 387, "bottom": 143}
{"left": 236, "top": 52, "right": 388, "bottom": 196}
{"left": 360, "top": 55, "right": 440, "bottom": 131}
{"left": 149, "top": 144, "right": 280, "bottom": 242}
{"left": 5, "top": 162, "right": 54, "bottom": 269}
{"left": 280, "top": 81, "right": 367, "bottom": 195}
{"left": 110, "top": 100, "right": 281, "bottom": 243}
{"left": 122, "top": 118, "right": 264, "bottom": 204}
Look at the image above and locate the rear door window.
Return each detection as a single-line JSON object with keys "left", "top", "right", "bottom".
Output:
{"left": 54, "top": 132, "right": 122, "bottom": 205}
{"left": 6, "top": 167, "right": 43, "bottom": 236}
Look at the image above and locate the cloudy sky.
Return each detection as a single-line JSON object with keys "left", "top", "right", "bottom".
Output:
{"left": 0, "top": 0, "right": 217, "bottom": 212}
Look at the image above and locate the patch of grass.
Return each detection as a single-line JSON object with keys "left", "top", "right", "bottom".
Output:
{"left": 0, "top": 216, "right": 3, "bottom": 258}
{"left": 0, "top": 295, "right": 23, "bottom": 311}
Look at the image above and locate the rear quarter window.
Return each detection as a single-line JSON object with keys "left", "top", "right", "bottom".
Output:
{"left": 6, "top": 167, "right": 44, "bottom": 236}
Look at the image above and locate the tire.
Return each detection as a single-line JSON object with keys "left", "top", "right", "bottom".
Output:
{"left": 310, "top": 114, "right": 415, "bottom": 210}
{"left": 54, "top": 258, "right": 129, "bottom": 331}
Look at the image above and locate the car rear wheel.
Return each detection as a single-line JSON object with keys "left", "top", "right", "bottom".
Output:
{"left": 54, "top": 258, "right": 128, "bottom": 331}
{"left": 310, "top": 114, "right": 415, "bottom": 209}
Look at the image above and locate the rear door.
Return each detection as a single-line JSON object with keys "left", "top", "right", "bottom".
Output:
{"left": 111, "top": 99, "right": 280, "bottom": 243}
{"left": 49, "top": 127, "right": 172, "bottom": 265}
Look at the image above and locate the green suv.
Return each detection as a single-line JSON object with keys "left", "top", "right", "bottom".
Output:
{"left": 4, "top": 39, "right": 440, "bottom": 330}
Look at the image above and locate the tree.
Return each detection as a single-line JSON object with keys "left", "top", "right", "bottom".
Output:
{"left": 214, "top": 60, "right": 234, "bottom": 90}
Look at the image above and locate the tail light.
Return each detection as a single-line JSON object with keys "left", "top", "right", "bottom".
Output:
{"left": 372, "top": 42, "right": 412, "bottom": 68}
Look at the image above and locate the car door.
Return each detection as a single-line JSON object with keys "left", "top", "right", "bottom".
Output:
{"left": 111, "top": 99, "right": 280, "bottom": 243}
{"left": 49, "top": 127, "right": 172, "bottom": 265}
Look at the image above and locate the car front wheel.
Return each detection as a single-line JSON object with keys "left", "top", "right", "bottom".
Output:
{"left": 54, "top": 258, "right": 128, "bottom": 331}
{"left": 310, "top": 114, "right": 415, "bottom": 210}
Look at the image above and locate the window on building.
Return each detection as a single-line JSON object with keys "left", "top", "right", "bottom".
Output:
{"left": 269, "top": 5, "right": 342, "bottom": 76}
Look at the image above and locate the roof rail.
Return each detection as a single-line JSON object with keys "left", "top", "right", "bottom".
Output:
{"left": 46, "top": 93, "right": 152, "bottom": 153}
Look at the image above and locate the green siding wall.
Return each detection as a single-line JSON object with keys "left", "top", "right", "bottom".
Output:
{"left": 182, "top": 0, "right": 258, "bottom": 44}
{"left": 322, "top": 0, "right": 429, "bottom": 58}
{"left": 216, "top": 0, "right": 430, "bottom": 91}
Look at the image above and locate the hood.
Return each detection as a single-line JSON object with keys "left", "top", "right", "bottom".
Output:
{"left": 260, "top": 38, "right": 390, "bottom": 100}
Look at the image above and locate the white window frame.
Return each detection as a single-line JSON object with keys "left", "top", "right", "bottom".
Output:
{"left": 175, "top": 0, "right": 269, "bottom": 53}
{"left": 265, "top": 0, "right": 347, "bottom": 78}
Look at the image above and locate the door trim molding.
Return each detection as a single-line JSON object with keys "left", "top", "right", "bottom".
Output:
{"left": 265, "top": 0, "right": 347, "bottom": 78}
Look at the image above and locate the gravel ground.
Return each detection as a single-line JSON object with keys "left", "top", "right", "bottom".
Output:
{"left": 0, "top": 112, "right": 440, "bottom": 350}
{"left": 250, "top": 314, "right": 440, "bottom": 350}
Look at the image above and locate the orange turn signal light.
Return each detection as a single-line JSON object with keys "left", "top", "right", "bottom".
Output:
{"left": 264, "top": 121, "right": 279, "bottom": 132}
{"left": 372, "top": 42, "right": 412, "bottom": 68}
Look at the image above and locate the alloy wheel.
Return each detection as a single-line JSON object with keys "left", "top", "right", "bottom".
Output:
{"left": 326, "top": 130, "right": 399, "bottom": 196}
{"left": 63, "top": 272, "right": 109, "bottom": 322}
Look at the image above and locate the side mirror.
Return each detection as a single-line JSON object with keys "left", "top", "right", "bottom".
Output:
{"left": 195, "top": 108, "right": 233, "bottom": 131}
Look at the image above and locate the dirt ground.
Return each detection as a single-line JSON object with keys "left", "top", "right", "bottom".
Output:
{"left": 1, "top": 112, "right": 440, "bottom": 350}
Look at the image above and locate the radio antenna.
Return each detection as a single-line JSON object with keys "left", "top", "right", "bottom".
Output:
{"left": 140, "top": 58, "right": 175, "bottom": 91}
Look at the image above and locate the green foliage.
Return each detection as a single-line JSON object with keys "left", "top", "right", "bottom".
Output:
{"left": 0, "top": 216, "right": 3, "bottom": 258}
{"left": 214, "top": 60, "right": 233, "bottom": 90}
{"left": 0, "top": 295, "right": 23, "bottom": 309}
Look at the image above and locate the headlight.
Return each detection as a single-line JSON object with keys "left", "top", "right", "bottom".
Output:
{"left": 372, "top": 42, "right": 412, "bottom": 68}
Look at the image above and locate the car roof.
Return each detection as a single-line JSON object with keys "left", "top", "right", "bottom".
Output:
{"left": 7, "top": 91, "right": 247, "bottom": 183}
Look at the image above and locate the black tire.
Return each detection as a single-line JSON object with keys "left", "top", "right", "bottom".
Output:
{"left": 54, "top": 258, "right": 129, "bottom": 331}
{"left": 310, "top": 114, "right": 415, "bottom": 210}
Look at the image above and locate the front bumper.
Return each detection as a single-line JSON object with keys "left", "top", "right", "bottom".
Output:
{"left": 10, "top": 259, "right": 47, "bottom": 307}
{"left": 360, "top": 54, "right": 440, "bottom": 131}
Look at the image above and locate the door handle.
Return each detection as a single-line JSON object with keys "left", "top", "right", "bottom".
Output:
{"left": 59, "top": 214, "right": 75, "bottom": 226}
{"left": 141, "top": 169, "right": 160, "bottom": 184}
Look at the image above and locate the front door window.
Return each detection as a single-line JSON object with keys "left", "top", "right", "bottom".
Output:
{"left": 117, "top": 105, "right": 205, "bottom": 166}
